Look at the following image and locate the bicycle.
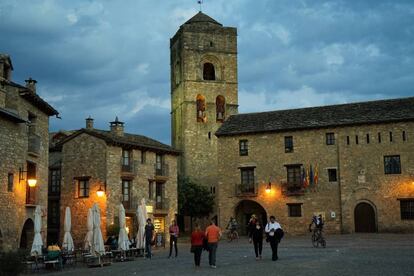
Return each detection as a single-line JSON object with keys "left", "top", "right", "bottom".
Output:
{"left": 311, "top": 228, "right": 326, "bottom": 248}
{"left": 227, "top": 229, "right": 239, "bottom": 242}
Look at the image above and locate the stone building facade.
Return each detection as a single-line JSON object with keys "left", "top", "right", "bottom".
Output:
{"left": 0, "top": 54, "right": 58, "bottom": 251}
{"left": 171, "top": 13, "right": 414, "bottom": 234}
{"left": 50, "top": 118, "right": 179, "bottom": 246}
{"left": 215, "top": 98, "right": 414, "bottom": 234}
{"left": 170, "top": 12, "right": 239, "bottom": 221}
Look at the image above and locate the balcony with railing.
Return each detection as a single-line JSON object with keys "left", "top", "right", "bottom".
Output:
{"left": 120, "top": 195, "right": 139, "bottom": 212}
{"left": 281, "top": 181, "right": 305, "bottom": 196}
{"left": 154, "top": 163, "right": 169, "bottom": 179}
{"left": 121, "top": 158, "right": 137, "bottom": 174}
{"left": 153, "top": 197, "right": 169, "bottom": 214}
{"left": 28, "top": 134, "right": 41, "bottom": 155}
{"left": 235, "top": 180, "right": 258, "bottom": 197}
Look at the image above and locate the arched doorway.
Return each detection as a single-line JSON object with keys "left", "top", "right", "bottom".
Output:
{"left": 234, "top": 200, "right": 267, "bottom": 235}
{"left": 354, "top": 202, "right": 377, "bottom": 233}
{"left": 20, "top": 219, "right": 34, "bottom": 249}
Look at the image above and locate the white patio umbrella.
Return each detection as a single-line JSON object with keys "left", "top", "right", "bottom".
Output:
{"left": 91, "top": 203, "right": 105, "bottom": 257}
{"left": 84, "top": 208, "right": 93, "bottom": 250}
{"left": 135, "top": 206, "right": 144, "bottom": 249}
{"left": 135, "top": 198, "right": 148, "bottom": 249}
{"left": 141, "top": 198, "right": 148, "bottom": 223}
{"left": 118, "top": 204, "right": 130, "bottom": 250}
{"left": 62, "top": 207, "right": 74, "bottom": 252}
{"left": 31, "top": 205, "right": 43, "bottom": 255}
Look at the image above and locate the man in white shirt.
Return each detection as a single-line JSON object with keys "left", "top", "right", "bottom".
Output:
{"left": 265, "top": 215, "right": 282, "bottom": 261}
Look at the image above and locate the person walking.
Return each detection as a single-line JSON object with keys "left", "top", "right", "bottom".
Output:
{"left": 265, "top": 215, "right": 282, "bottom": 261}
{"left": 191, "top": 223, "right": 205, "bottom": 268}
{"left": 205, "top": 219, "right": 222, "bottom": 268}
{"left": 247, "top": 214, "right": 258, "bottom": 238}
{"left": 249, "top": 220, "right": 264, "bottom": 260}
{"left": 144, "top": 218, "right": 155, "bottom": 259}
{"left": 168, "top": 220, "right": 179, "bottom": 258}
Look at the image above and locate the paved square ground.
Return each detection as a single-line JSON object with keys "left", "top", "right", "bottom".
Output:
{"left": 48, "top": 234, "right": 414, "bottom": 276}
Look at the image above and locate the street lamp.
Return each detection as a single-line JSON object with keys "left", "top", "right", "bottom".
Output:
{"left": 265, "top": 182, "right": 272, "bottom": 193}
{"left": 27, "top": 178, "right": 37, "bottom": 187}
{"left": 97, "top": 185, "right": 105, "bottom": 197}
{"left": 19, "top": 167, "right": 37, "bottom": 187}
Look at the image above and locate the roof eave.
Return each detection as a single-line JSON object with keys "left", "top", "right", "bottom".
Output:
{"left": 19, "top": 90, "right": 59, "bottom": 116}
{"left": 55, "top": 129, "right": 180, "bottom": 155}
{"left": 0, "top": 108, "right": 26, "bottom": 123}
{"left": 216, "top": 117, "right": 414, "bottom": 137}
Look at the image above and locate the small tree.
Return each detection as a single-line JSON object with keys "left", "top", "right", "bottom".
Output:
{"left": 178, "top": 177, "right": 215, "bottom": 230}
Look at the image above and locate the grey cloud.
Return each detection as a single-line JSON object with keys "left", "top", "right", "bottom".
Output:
{"left": 1, "top": 0, "right": 413, "bottom": 144}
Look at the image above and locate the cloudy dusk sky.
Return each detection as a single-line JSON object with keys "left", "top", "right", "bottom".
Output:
{"left": 1, "top": 0, "right": 413, "bottom": 144}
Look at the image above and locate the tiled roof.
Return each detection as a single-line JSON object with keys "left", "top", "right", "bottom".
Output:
{"left": 0, "top": 107, "right": 26, "bottom": 123}
{"left": 54, "top": 128, "right": 180, "bottom": 155}
{"left": 184, "top": 12, "right": 222, "bottom": 26}
{"left": 49, "top": 130, "right": 77, "bottom": 148}
{"left": 8, "top": 81, "right": 59, "bottom": 116}
{"left": 216, "top": 97, "right": 414, "bottom": 137}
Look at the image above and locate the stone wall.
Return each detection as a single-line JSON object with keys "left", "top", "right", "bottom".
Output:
{"left": 338, "top": 122, "right": 414, "bottom": 233}
{"left": 217, "top": 122, "right": 414, "bottom": 235}
{"left": 59, "top": 133, "right": 178, "bottom": 245}
{"left": 105, "top": 146, "right": 178, "bottom": 241}
{"left": 170, "top": 20, "right": 238, "bottom": 217}
{"left": 0, "top": 85, "right": 50, "bottom": 251}
{"left": 59, "top": 133, "right": 108, "bottom": 245}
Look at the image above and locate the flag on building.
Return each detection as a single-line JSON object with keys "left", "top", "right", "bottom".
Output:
{"left": 306, "top": 165, "right": 310, "bottom": 187}
{"left": 314, "top": 164, "right": 319, "bottom": 185}
{"left": 309, "top": 164, "right": 314, "bottom": 186}
{"left": 302, "top": 167, "right": 307, "bottom": 187}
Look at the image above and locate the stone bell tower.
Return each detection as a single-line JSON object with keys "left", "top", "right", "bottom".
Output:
{"left": 170, "top": 12, "right": 238, "bottom": 204}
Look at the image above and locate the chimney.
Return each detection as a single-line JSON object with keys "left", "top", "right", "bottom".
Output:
{"left": 85, "top": 116, "right": 94, "bottom": 129}
{"left": 25, "top": 77, "right": 37, "bottom": 93}
{"left": 0, "top": 54, "right": 13, "bottom": 81}
{"left": 109, "top": 116, "right": 124, "bottom": 136}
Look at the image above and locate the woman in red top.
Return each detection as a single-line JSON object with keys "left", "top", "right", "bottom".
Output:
{"left": 191, "top": 223, "right": 205, "bottom": 267}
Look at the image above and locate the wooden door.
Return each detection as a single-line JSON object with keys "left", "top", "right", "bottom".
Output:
{"left": 354, "top": 202, "right": 376, "bottom": 233}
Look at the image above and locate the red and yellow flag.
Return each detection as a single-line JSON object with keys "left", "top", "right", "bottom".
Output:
{"left": 314, "top": 164, "right": 318, "bottom": 185}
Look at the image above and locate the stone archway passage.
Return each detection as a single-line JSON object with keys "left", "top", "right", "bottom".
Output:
{"left": 235, "top": 200, "right": 267, "bottom": 235}
{"left": 354, "top": 202, "right": 377, "bottom": 233}
{"left": 20, "top": 218, "right": 35, "bottom": 249}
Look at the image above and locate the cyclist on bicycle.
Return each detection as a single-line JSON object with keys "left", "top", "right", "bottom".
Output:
{"left": 309, "top": 215, "right": 324, "bottom": 233}
{"left": 227, "top": 217, "right": 238, "bottom": 234}
{"left": 309, "top": 215, "right": 326, "bottom": 247}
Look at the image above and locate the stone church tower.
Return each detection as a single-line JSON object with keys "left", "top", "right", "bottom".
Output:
{"left": 170, "top": 12, "right": 238, "bottom": 206}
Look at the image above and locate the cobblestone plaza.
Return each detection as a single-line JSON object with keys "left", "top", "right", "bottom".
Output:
{"left": 49, "top": 234, "right": 414, "bottom": 276}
